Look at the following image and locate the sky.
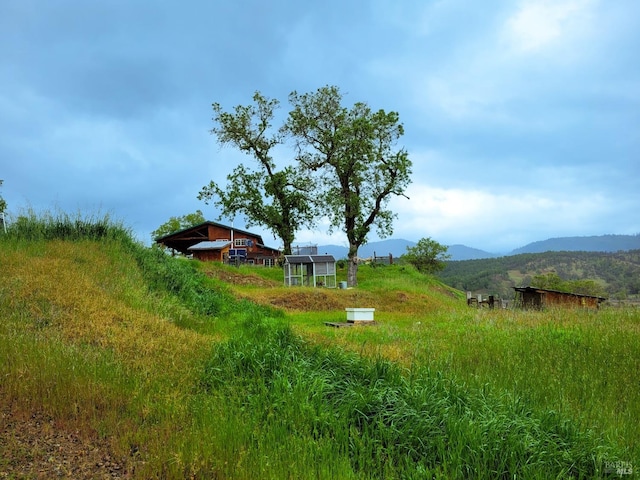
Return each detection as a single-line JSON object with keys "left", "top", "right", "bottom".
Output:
{"left": 1, "top": 0, "right": 638, "bottom": 254}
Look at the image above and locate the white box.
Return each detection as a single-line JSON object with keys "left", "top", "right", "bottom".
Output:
{"left": 345, "top": 307, "right": 375, "bottom": 322}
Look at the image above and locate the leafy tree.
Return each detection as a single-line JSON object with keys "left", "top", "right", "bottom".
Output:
{"left": 531, "top": 272, "right": 565, "bottom": 291}
{"left": 198, "top": 92, "right": 316, "bottom": 255}
{"left": 0, "top": 179, "right": 6, "bottom": 214}
{"left": 531, "top": 271, "right": 605, "bottom": 297}
{"left": 286, "top": 86, "right": 412, "bottom": 286}
{"left": 152, "top": 210, "right": 206, "bottom": 241}
{"left": 403, "top": 237, "right": 451, "bottom": 274}
{"left": 568, "top": 279, "right": 605, "bottom": 297}
{"left": 0, "top": 180, "right": 6, "bottom": 233}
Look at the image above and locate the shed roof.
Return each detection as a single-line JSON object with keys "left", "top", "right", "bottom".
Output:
{"left": 513, "top": 286, "right": 606, "bottom": 301}
{"left": 284, "top": 254, "right": 335, "bottom": 264}
{"left": 188, "top": 240, "right": 231, "bottom": 251}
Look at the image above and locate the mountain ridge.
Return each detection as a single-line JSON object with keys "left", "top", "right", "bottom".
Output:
{"left": 314, "top": 234, "right": 640, "bottom": 261}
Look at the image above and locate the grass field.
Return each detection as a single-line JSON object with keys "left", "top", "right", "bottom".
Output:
{"left": 0, "top": 213, "right": 637, "bottom": 478}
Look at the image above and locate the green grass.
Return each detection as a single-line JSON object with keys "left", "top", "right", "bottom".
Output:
{"left": 0, "top": 211, "right": 637, "bottom": 478}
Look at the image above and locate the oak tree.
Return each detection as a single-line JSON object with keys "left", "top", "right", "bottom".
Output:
{"left": 152, "top": 210, "right": 206, "bottom": 241}
{"left": 198, "top": 93, "right": 315, "bottom": 255}
{"left": 403, "top": 237, "right": 451, "bottom": 274}
{"left": 286, "top": 86, "right": 412, "bottom": 286}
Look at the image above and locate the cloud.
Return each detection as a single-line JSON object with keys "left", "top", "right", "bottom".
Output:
{"left": 505, "top": 0, "right": 596, "bottom": 54}
{"left": 388, "top": 181, "right": 612, "bottom": 252}
{"left": 0, "top": 0, "right": 638, "bottom": 253}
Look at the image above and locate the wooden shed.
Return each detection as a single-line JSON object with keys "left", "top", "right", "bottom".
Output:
{"left": 513, "top": 287, "right": 606, "bottom": 309}
{"left": 283, "top": 255, "right": 336, "bottom": 287}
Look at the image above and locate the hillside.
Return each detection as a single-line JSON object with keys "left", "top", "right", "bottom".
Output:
{"left": 317, "top": 234, "right": 640, "bottom": 261}
{"left": 1, "top": 213, "right": 638, "bottom": 478}
{"left": 510, "top": 233, "right": 640, "bottom": 254}
{"left": 438, "top": 249, "right": 640, "bottom": 301}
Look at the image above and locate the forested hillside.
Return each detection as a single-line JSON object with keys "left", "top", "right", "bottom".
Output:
{"left": 438, "top": 249, "right": 640, "bottom": 301}
{"left": 510, "top": 234, "right": 640, "bottom": 254}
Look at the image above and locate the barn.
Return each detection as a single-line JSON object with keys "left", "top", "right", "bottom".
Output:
{"left": 283, "top": 254, "right": 337, "bottom": 287}
{"left": 155, "top": 221, "right": 281, "bottom": 266}
{"left": 513, "top": 286, "right": 606, "bottom": 309}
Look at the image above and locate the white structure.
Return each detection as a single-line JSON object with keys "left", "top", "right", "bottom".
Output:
{"left": 283, "top": 254, "right": 336, "bottom": 288}
{"left": 345, "top": 308, "right": 375, "bottom": 323}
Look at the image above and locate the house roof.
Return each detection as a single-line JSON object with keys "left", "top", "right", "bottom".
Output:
{"left": 284, "top": 254, "right": 335, "bottom": 264}
{"left": 513, "top": 286, "right": 606, "bottom": 301}
{"left": 155, "top": 221, "right": 265, "bottom": 244}
{"left": 187, "top": 240, "right": 231, "bottom": 251}
{"left": 154, "top": 221, "right": 281, "bottom": 255}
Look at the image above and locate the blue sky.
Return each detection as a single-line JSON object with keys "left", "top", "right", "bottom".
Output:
{"left": 1, "top": 0, "right": 638, "bottom": 253}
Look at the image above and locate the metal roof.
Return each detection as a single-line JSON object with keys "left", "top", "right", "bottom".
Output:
{"left": 284, "top": 254, "right": 335, "bottom": 264}
{"left": 513, "top": 286, "right": 606, "bottom": 301}
{"left": 155, "top": 221, "right": 265, "bottom": 244}
{"left": 187, "top": 240, "right": 231, "bottom": 251}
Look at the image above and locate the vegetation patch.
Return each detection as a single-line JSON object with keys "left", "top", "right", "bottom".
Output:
{"left": 1, "top": 212, "right": 636, "bottom": 478}
{"left": 201, "top": 319, "right": 620, "bottom": 478}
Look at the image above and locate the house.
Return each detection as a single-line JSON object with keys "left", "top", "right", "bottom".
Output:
{"left": 283, "top": 254, "right": 336, "bottom": 287}
{"left": 513, "top": 286, "right": 606, "bottom": 309}
{"left": 155, "top": 221, "right": 281, "bottom": 266}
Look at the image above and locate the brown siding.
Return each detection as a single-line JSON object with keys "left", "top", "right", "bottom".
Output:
{"left": 516, "top": 287, "right": 602, "bottom": 309}
{"left": 543, "top": 291, "right": 599, "bottom": 308}
{"left": 193, "top": 249, "right": 226, "bottom": 262}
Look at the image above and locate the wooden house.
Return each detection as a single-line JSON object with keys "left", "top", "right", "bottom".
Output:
{"left": 283, "top": 255, "right": 336, "bottom": 287}
{"left": 155, "top": 221, "right": 281, "bottom": 266}
{"left": 513, "top": 286, "right": 606, "bottom": 309}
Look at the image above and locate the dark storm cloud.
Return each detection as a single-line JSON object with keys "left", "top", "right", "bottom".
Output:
{"left": 0, "top": 0, "right": 638, "bottom": 251}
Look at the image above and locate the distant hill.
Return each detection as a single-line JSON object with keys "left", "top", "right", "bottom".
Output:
{"left": 448, "top": 244, "right": 498, "bottom": 261}
{"left": 316, "top": 240, "right": 495, "bottom": 261}
{"left": 438, "top": 249, "right": 640, "bottom": 301}
{"left": 510, "top": 234, "right": 640, "bottom": 255}
{"left": 316, "top": 234, "right": 640, "bottom": 263}
{"left": 316, "top": 239, "right": 415, "bottom": 260}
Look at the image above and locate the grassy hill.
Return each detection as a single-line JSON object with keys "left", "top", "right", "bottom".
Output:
{"left": 1, "top": 212, "right": 638, "bottom": 478}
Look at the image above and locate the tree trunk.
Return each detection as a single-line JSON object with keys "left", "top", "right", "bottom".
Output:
{"left": 280, "top": 228, "right": 294, "bottom": 256}
{"left": 282, "top": 241, "right": 292, "bottom": 256}
{"left": 347, "top": 243, "right": 359, "bottom": 287}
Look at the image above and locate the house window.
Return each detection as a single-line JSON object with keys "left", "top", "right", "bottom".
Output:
{"left": 234, "top": 238, "right": 248, "bottom": 247}
{"left": 264, "top": 258, "right": 275, "bottom": 267}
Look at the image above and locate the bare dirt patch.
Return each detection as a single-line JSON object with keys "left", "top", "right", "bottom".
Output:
{"left": 0, "top": 405, "right": 132, "bottom": 479}
{"left": 204, "top": 269, "right": 279, "bottom": 288}
{"left": 268, "top": 290, "right": 345, "bottom": 311}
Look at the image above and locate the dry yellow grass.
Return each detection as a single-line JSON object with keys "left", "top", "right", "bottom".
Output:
{"left": 3, "top": 241, "right": 212, "bottom": 382}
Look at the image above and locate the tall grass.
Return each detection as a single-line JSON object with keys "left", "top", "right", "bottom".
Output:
{"left": 4, "top": 208, "right": 132, "bottom": 242}
{"left": 200, "top": 318, "right": 622, "bottom": 479}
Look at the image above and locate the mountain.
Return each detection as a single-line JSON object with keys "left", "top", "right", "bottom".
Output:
{"left": 315, "top": 240, "right": 495, "bottom": 261}
{"left": 447, "top": 244, "right": 498, "bottom": 261}
{"left": 509, "top": 234, "right": 640, "bottom": 255}
{"left": 315, "top": 234, "right": 640, "bottom": 262}
{"left": 315, "top": 244, "right": 348, "bottom": 259}
{"left": 316, "top": 239, "right": 415, "bottom": 260}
